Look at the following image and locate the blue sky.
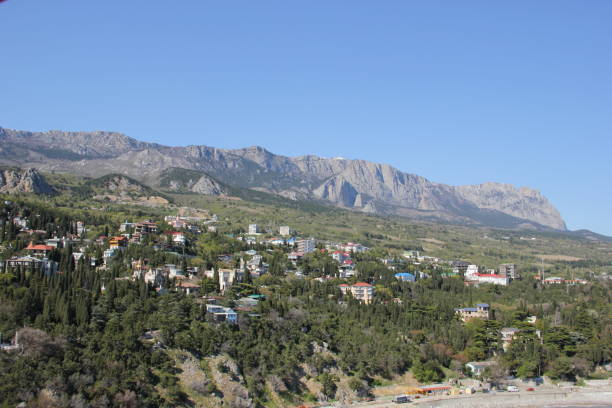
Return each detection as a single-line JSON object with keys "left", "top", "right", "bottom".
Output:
{"left": 1, "top": 1, "right": 611, "bottom": 234}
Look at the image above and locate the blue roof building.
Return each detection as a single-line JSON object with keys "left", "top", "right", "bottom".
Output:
{"left": 394, "top": 272, "right": 416, "bottom": 282}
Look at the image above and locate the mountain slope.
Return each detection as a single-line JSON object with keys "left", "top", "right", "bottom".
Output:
{"left": 0, "top": 126, "right": 566, "bottom": 230}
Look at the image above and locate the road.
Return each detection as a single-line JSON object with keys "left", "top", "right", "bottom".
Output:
{"left": 343, "top": 388, "right": 612, "bottom": 408}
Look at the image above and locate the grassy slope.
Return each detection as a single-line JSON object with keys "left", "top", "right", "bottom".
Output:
{"left": 38, "top": 169, "right": 612, "bottom": 279}
{"left": 171, "top": 194, "right": 612, "bottom": 279}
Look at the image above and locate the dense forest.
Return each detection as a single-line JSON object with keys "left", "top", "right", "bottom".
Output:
{"left": 0, "top": 197, "right": 611, "bottom": 407}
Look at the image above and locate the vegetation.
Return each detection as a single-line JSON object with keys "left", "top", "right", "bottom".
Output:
{"left": 0, "top": 191, "right": 610, "bottom": 407}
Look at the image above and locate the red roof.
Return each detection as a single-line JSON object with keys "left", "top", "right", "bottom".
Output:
{"left": 339, "top": 284, "right": 349, "bottom": 287}
{"left": 475, "top": 274, "right": 506, "bottom": 278}
{"left": 353, "top": 282, "right": 372, "bottom": 287}
{"left": 178, "top": 282, "right": 199, "bottom": 288}
{"left": 26, "top": 243, "right": 54, "bottom": 251}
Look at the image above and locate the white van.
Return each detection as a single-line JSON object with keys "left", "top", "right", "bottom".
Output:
{"left": 507, "top": 385, "right": 519, "bottom": 392}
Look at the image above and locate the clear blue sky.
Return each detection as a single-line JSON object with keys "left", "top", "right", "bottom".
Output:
{"left": 1, "top": 1, "right": 611, "bottom": 234}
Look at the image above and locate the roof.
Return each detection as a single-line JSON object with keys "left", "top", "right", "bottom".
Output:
{"left": 476, "top": 303, "right": 490, "bottom": 307}
{"left": 475, "top": 273, "right": 507, "bottom": 278}
{"left": 25, "top": 243, "right": 54, "bottom": 251}
{"left": 339, "top": 284, "right": 350, "bottom": 287}
{"left": 353, "top": 282, "right": 372, "bottom": 287}
{"left": 501, "top": 327, "right": 520, "bottom": 333}
{"left": 178, "top": 282, "right": 199, "bottom": 288}
{"left": 420, "top": 386, "right": 451, "bottom": 391}
{"left": 456, "top": 307, "right": 478, "bottom": 312}
{"left": 8, "top": 255, "right": 42, "bottom": 262}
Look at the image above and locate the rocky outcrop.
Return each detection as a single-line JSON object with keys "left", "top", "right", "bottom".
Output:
{"left": 454, "top": 183, "right": 567, "bottom": 230}
{"left": 0, "top": 127, "right": 567, "bottom": 230}
{"left": 0, "top": 168, "right": 55, "bottom": 195}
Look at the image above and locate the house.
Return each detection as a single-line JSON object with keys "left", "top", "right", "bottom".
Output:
{"left": 500, "top": 327, "right": 520, "bottom": 351}
{"left": 339, "top": 282, "right": 375, "bottom": 304}
{"left": 177, "top": 281, "right": 200, "bottom": 295}
{"left": 542, "top": 276, "right": 564, "bottom": 285}
{"left": 288, "top": 251, "right": 304, "bottom": 262}
{"left": 248, "top": 224, "right": 259, "bottom": 235}
{"left": 204, "top": 268, "right": 244, "bottom": 293}
{"left": 2, "top": 256, "right": 58, "bottom": 276}
{"left": 466, "top": 361, "right": 497, "bottom": 377}
{"left": 25, "top": 242, "right": 54, "bottom": 257}
{"left": 297, "top": 238, "right": 316, "bottom": 254}
{"left": 103, "top": 248, "right": 117, "bottom": 264}
{"left": 331, "top": 251, "right": 351, "bottom": 263}
{"left": 266, "top": 237, "right": 285, "bottom": 246}
{"left": 340, "top": 242, "right": 368, "bottom": 253}
{"left": 109, "top": 236, "right": 128, "bottom": 249}
{"left": 135, "top": 221, "right": 158, "bottom": 235}
{"left": 119, "top": 222, "right": 135, "bottom": 232}
{"left": 394, "top": 272, "right": 416, "bottom": 282}
{"left": 45, "top": 238, "right": 62, "bottom": 249}
{"left": 279, "top": 225, "right": 292, "bottom": 236}
{"left": 166, "top": 231, "right": 186, "bottom": 245}
{"left": 206, "top": 304, "right": 238, "bottom": 323}
{"left": 455, "top": 304, "right": 490, "bottom": 322}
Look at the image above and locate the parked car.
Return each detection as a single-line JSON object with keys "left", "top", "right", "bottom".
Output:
{"left": 393, "top": 395, "right": 411, "bottom": 404}
{"left": 526, "top": 387, "right": 535, "bottom": 391}
{"left": 507, "top": 385, "right": 519, "bottom": 392}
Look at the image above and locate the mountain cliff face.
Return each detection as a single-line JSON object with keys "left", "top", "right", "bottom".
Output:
{"left": 0, "top": 127, "right": 567, "bottom": 230}
{"left": 0, "top": 168, "right": 55, "bottom": 195}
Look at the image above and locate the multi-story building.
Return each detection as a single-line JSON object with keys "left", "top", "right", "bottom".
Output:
{"left": 455, "top": 303, "right": 490, "bottom": 322}
{"left": 279, "top": 225, "right": 292, "bottom": 236}
{"left": 248, "top": 224, "right": 259, "bottom": 235}
{"left": 109, "top": 236, "right": 128, "bottom": 249}
{"left": 135, "top": 221, "right": 158, "bottom": 235}
{"left": 297, "top": 238, "right": 316, "bottom": 254}
{"left": 339, "top": 282, "right": 375, "bottom": 303}
{"left": 499, "top": 263, "right": 518, "bottom": 279}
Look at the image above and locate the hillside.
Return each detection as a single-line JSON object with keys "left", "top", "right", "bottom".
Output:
{"left": 0, "top": 127, "right": 567, "bottom": 231}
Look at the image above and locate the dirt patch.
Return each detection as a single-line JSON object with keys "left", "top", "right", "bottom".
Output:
{"left": 419, "top": 238, "right": 445, "bottom": 245}
{"left": 536, "top": 254, "right": 583, "bottom": 262}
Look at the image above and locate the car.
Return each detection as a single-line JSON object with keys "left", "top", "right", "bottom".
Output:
{"left": 526, "top": 387, "right": 535, "bottom": 391}
{"left": 392, "top": 395, "right": 411, "bottom": 404}
{"left": 507, "top": 385, "right": 519, "bottom": 392}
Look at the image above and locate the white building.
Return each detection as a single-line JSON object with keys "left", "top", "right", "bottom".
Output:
{"left": 206, "top": 304, "right": 237, "bottom": 324}
{"left": 248, "top": 224, "right": 259, "bottom": 235}
{"left": 279, "top": 226, "right": 292, "bottom": 236}
{"left": 339, "top": 282, "right": 375, "bottom": 303}
{"left": 297, "top": 238, "right": 316, "bottom": 254}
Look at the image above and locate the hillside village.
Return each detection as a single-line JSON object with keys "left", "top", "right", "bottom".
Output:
{"left": 0, "top": 196, "right": 610, "bottom": 407}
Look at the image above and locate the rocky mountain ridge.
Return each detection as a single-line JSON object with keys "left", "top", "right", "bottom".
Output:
{"left": 0, "top": 127, "right": 566, "bottom": 230}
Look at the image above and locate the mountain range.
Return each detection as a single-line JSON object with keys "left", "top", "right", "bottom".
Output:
{"left": 0, "top": 126, "right": 566, "bottom": 231}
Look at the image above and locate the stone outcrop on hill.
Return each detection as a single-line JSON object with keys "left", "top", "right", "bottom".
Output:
{"left": 0, "top": 168, "right": 55, "bottom": 195}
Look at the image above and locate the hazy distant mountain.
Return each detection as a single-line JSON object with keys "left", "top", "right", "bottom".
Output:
{"left": 0, "top": 127, "right": 566, "bottom": 230}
